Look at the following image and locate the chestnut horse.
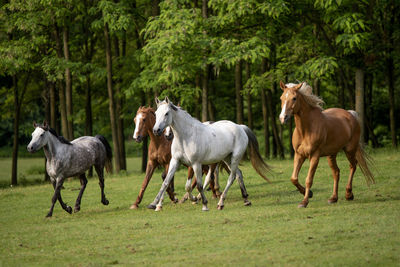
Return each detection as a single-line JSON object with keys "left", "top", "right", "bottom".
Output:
{"left": 130, "top": 107, "right": 221, "bottom": 209}
{"left": 279, "top": 81, "right": 374, "bottom": 208}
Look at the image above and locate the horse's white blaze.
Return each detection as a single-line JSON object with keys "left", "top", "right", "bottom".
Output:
{"left": 279, "top": 92, "right": 289, "bottom": 123}
{"left": 133, "top": 113, "right": 143, "bottom": 139}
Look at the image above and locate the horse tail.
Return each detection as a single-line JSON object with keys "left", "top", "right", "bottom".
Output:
{"left": 95, "top": 135, "right": 113, "bottom": 174}
{"left": 241, "top": 125, "right": 271, "bottom": 182}
{"left": 348, "top": 110, "right": 375, "bottom": 185}
{"left": 355, "top": 144, "right": 375, "bottom": 185}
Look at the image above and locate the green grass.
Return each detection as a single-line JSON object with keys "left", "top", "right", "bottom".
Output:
{"left": 0, "top": 149, "right": 399, "bottom": 266}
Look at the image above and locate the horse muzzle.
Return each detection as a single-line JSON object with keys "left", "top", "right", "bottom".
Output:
{"left": 279, "top": 115, "right": 291, "bottom": 124}
{"left": 153, "top": 128, "right": 163, "bottom": 136}
{"left": 27, "top": 145, "right": 36, "bottom": 153}
{"left": 134, "top": 135, "right": 143, "bottom": 143}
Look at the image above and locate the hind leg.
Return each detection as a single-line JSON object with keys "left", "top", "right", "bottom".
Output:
{"left": 95, "top": 165, "right": 109, "bottom": 206}
{"left": 344, "top": 150, "right": 357, "bottom": 200}
{"left": 192, "top": 163, "right": 208, "bottom": 211}
{"left": 327, "top": 155, "right": 340, "bottom": 204}
{"left": 236, "top": 168, "right": 251, "bottom": 206}
{"left": 74, "top": 173, "right": 88, "bottom": 212}
{"left": 218, "top": 157, "right": 240, "bottom": 210}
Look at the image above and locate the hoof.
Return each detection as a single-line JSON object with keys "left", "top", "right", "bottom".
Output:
{"left": 178, "top": 199, "right": 186, "bottom": 204}
{"left": 172, "top": 198, "right": 179, "bottom": 204}
{"left": 147, "top": 204, "right": 156, "bottom": 210}
{"left": 346, "top": 193, "right": 354, "bottom": 201}
{"left": 130, "top": 204, "right": 139, "bottom": 210}
{"left": 309, "top": 190, "right": 313, "bottom": 198}
{"left": 155, "top": 206, "right": 162, "bottom": 212}
{"left": 45, "top": 213, "right": 53, "bottom": 218}
{"left": 328, "top": 198, "right": 338, "bottom": 204}
{"left": 244, "top": 200, "right": 252, "bottom": 206}
{"left": 74, "top": 206, "right": 80, "bottom": 213}
{"left": 202, "top": 206, "right": 209, "bottom": 211}
{"left": 102, "top": 199, "right": 109, "bottom": 205}
{"left": 66, "top": 206, "right": 72, "bottom": 214}
{"left": 297, "top": 202, "right": 308, "bottom": 208}
{"left": 217, "top": 205, "right": 224, "bottom": 210}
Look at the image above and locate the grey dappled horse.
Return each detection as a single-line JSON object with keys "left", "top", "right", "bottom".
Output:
{"left": 27, "top": 122, "right": 112, "bottom": 217}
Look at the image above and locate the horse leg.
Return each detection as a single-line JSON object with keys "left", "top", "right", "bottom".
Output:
{"left": 218, "top": 159, "right": 239, "bottom": 210}
{"left": 148, "top": 158, "right": 180, "bottom": 210}
{"left": 344, "top": 150, "right": 357, "bottom": 200}
{"left": 192, "top": 163, "right": 208, "bottom": 211}
{"left": 291, "top": 153, "right": 312, "bottom": 197}
{"left": 197, "top": 165, "right": 213, "bottom": 200}
{"left": 74, "top": 173, "right": 88, "bottom": 212}
{"left": 95, "top": 165, "right": 109, "bottom": 206}
{"left": 47, "top": 178, "right": 71, "bottom": 217}
{"left": 163, "top": 164, "right": 178, "bottom": 204}
{"left": 130, "top": 161, "right": 157, "bottom": 209}
{"left": 208, "top": 164, "right": 218, "bottom": 198}
{"left": 327, "top": 155, "right": 340, "bottom": 204}
{"left": 236, "top": 168, "right": 251, "bottom": 206}
{"left": 298, "top": 155, "right": 319, "bottom": 208}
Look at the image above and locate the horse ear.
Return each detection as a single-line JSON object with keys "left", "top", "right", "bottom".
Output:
{"left": 293, "top": 82, "right": 303, "bottom": 91}
{"left": 33, "top": 121, "right": 37, "bottom": 128}
{"left": 43, "top": 120, "right": 49, "bottom": 130}
{"left": 155, "top": 97, "right": 160, "bottom": 106}
{"left": 280, "top": 81, "right": 286, "bottom": 91}
{"left": 165, "top": 96, "right": 170, "bottom": 104}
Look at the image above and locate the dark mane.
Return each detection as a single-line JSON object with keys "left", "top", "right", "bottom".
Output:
{"left": 39, "top": 125, "right": 72, "bottom": 145}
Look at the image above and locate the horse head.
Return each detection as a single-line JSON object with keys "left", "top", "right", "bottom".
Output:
{"left": 279, "top": 81, "right": 303, "bottom": 124}
{"left": 153, "top": 97, "right": 177, "bottom": 136}
{"left": 133, "top": 107, "right": 156, "bottom": 143}
{"left": 27, "top": 121, "right": 50, "bottom": 153}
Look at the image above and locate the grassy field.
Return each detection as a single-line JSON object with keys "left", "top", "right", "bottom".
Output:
{"left": 0, "top": 149, "right": 399, "bottom": 266}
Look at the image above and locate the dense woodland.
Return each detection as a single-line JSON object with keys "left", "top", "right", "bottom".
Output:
{"left": 0, "top": 0, "right": 399, "bottom": 185}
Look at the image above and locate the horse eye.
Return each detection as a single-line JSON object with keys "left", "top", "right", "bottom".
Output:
{"left": 165, "top": 112, "right": 169, "bottom": 116}
{"left": 143, "top": 118, "right": 146, "bottom": 122}
{"left": 41, "top": 133, "right": 44, "bottom": 137}
{"left": 293, "top": 97, "right": 297, "bottom": 101}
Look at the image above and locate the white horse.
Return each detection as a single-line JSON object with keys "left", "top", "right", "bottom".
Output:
{"left": 149, "top": 97, "right": 271, "bottom": 211}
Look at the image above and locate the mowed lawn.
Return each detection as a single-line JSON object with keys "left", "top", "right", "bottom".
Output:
{"left": 0, "top": 149, "right": 399, "bottom": 266}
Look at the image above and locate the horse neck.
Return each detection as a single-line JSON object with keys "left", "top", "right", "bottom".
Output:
{"left": 43, "top": 133, "right": 65, "bottom": 160}
{"left": 293, "top": 96, "right": 323, "bottom": 135}
{"left": 170, "top": 108, "right": 197, "bottom": 140}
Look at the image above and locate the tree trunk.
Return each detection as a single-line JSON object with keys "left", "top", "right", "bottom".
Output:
{"left": 261, "top": 58, "right": 270, "bottom": 158}
{"left": 355, "top": 68, "right": 365, "bottom": 144}
{"left": 53, "top": 23, "right": 69, "bottom": 138}
{"left": 289, "top": 118, "right": 294, "bottom": 158}
{"left": 266, "top": 89, "right": 284, "bottom": 159}
{"left": 11, "top": 74, "right": 29, "bottom": 186}
{"left": 201, "top": 0, "right": 209, "bottom": 122}
{"left": 104, "top": 22, "right": 121, "bottom": 172}
{"left": 313, "top": 78, "right": 320, "bottom": 96}
{"left": 49, "top": 81, "right": 56, "bottom": 129}
{"left": 235, "top": 60, "right": 244, "bottom": 124}
{"left": 195, "top": 74, "right": 201, "bottom": 120}
{"left": 113, "top": 36, "right": 126, "bottom": 170}
{"left": 245, "top": 61, "right": 253, "bottom": 129}
{"left": 63, "top": 26, "right": 73, "bottom": 140}
{"left": 141, "top": 91, "right": 148, "bottom": 173}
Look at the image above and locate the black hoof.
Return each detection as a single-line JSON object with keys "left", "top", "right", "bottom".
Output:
{"left": 217, "top": 205, "right": 224, "bottom": 210}
{"left": 147, "top": 204, "right": 156, "bottom": 210}
{"left": 309, "top": 190, "right": 313, "bottom": 198}
{"left": 102, "top": 199, "right": 109, "bottom": 205}
{"left": 74, "top": 206, "right": 80, "bottom": 213}
{"left": 66, "top": 206, "right": 72, "bottom": 214}
{"left": 346, "top": 194, "right": 354, "bottom": 201}
{"left": 45, "top": 213, "right": 52, "bottom": 218}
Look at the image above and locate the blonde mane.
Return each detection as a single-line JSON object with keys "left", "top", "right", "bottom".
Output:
{"left": 286, "top": 82, "right": 324, "bottom": 110}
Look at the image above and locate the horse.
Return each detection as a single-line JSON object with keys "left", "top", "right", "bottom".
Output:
{"left": 278, "top": 81, "right": 375, "bottom": 208}
{"left": 150, "top": 97, "right": 271, "bottom": 211}
{"left": 131, "top": 107, "right": 222, "bottom": 210}
{"left": 27, "top": 121, "right": 112, "bottom": 217}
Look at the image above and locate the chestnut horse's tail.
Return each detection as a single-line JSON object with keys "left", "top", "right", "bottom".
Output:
{"left": 241, "top": 125, "right": 271, "bottom": 182}
{"left": 95, "top": 135, "right": 113, "bottom": 174}
{"left": 356, "top": 144, "right": 375, "bottom": 185}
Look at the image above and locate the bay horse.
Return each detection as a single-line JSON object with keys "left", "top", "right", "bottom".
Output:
{"left": 27, "top": 122, "right": 112, "bottom": 217}
{"left": 151, "top": 97, "right": 271, "bottom": 211}
{"left": 131, "top": 107, "right": 221, "bottom": 209}
{"left": 279, "top": 81, "right": 374, "bottom": 208}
